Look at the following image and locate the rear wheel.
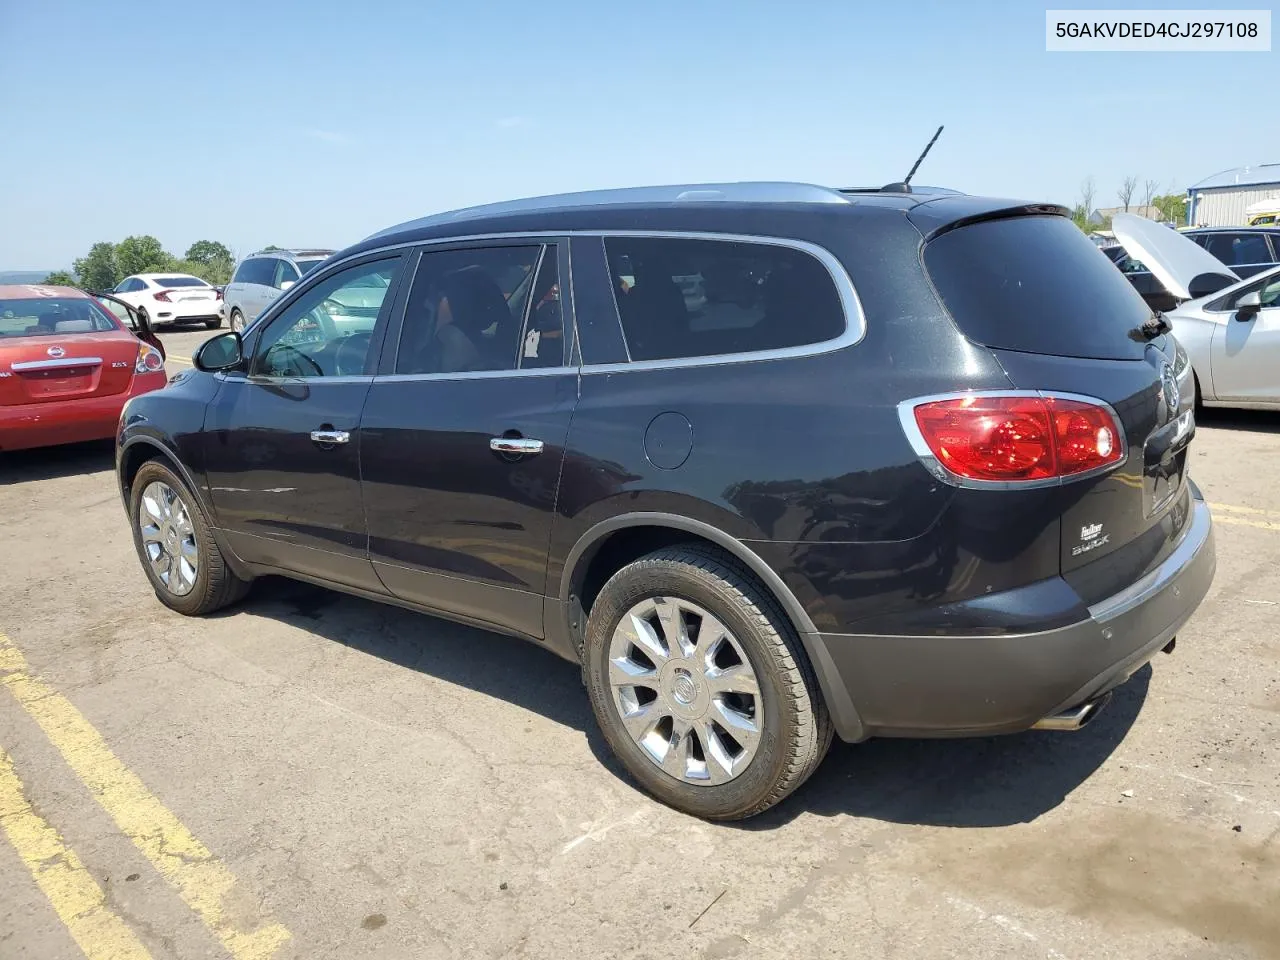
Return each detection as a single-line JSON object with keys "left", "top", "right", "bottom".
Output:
{"left": 129, "top": 460, "right": 250, "bottom": 615}
{"left": 204, "top": 317, "right": 222, "bottom": 330}
{"left": 230, "top": 309, "right": 245, "bottom": 333}
{"left": 583, "top": 545, "right": 832, "bottom": 820}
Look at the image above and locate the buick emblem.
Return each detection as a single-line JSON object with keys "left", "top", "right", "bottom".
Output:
{"left": 1160, "top": 362, "right": 1179, "bottom": 415}
{"left": 47, "top": 345, "right": 65, "bottom": 358}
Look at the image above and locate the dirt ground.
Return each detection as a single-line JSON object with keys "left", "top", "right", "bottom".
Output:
{"left": 1, "top": 328, "right": 1277, "bottom": 960}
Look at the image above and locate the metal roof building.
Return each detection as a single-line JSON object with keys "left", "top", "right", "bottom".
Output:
{"left": 1186, "top": 164, "right": 1280, "bottom": 226}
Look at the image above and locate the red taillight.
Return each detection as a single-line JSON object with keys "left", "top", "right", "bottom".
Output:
{"left": 153, "top": 290, "right": 171, "bottom": 302}
{"left": 135, "top": 342, "right": 165, "bottom": 374}
{"left": 215, "top": 289, "right": 224, "bottom": 301}
{"left": 907, "top": 394, "right": 1123, "bottom": 483}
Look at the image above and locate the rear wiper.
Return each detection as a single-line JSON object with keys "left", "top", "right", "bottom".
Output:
{"left": 1137, "top": 312, "right": 1172, "bottom": 341}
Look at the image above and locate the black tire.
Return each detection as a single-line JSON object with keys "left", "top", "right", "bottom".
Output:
{"left": 204, "top": 317, "right": 222, "bottom": 330}
{"left": 1192, "top": 370, "right": 1203, "bottom": 413}
{"left": 128, "top": 460, "right": 250, "bottom": 616}
{"left": 583, "top": 545, "right": 833, "bottom": 821}
{"left": 230, "top": 309, "right": 245, "bottom": 333}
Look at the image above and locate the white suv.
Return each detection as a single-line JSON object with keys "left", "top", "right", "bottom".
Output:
{"left": 223, "top": 249, "right": 334, "bottom": 331}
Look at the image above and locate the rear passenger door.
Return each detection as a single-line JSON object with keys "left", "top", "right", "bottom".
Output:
{"left": 359, "top": 240, "right": 578, "bottom": 639}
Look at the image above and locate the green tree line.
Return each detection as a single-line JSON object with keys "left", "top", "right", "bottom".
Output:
{"left": 43, "top": 237, "right": 237, "bottom": 290}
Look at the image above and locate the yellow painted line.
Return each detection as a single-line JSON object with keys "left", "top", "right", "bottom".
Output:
{"left": 166, "top": 355, "right": 193, "bottom": 366}
{"left": 0, "top": 746, "right": 154, "bottom": 960}
{"left": 0, "top": 635, "right": 290, "bottom": 960}
{"left": 1214, "top": 514, "right": 1280, "bottom": 532}
{"left": 1210, "top": 502, "right": 1275, "bottom": 516}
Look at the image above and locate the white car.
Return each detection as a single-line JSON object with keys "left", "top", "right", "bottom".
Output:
{"left": 1115, "top": 213, "right": 1280, "bottom": 410}
{"left": 110, "top": 273, "right": 223, "bottom": 330}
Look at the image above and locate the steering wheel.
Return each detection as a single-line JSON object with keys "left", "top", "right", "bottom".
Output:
{"left": 334, "top": 331, "right": 373, "bottom": 377}
{"left": 264, "top": 343, "right": 324, "bottom": 378}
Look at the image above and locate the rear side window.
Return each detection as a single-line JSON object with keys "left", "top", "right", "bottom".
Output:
{"left": 603, "top": 237, "right": 845, "bottom": 362}
{"left": 924, "top": 216, "right": 1152, "bottom": 362}
{"left": 233, "top": 259, "right": 274, "bottom": 285}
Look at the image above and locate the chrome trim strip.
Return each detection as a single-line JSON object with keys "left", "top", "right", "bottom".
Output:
{"left": 895, "top": 389, "right": 1130, "bottom": 490}
{"left": 1088, "top": 497, "right": 1211, "bottom": 623}
{"left": 10, "top": 356, "right": 104, "bottom": 371}
{"left": 372, "top": 366, "right": 575, "bottom": 383}
{"left": 247, "top": 230, "right": 866, "bottom": 373}
{"left": 236, "top": 375, "right": 375, "bottom": 385}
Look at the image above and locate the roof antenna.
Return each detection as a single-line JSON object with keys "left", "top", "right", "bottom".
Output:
{"left": 881, "top": 125, "right": 944, "bottom": 193}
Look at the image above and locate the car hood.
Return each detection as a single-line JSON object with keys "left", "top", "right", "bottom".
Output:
{"left": 1112, "top": 213, "right": 1239, "bottom": 302}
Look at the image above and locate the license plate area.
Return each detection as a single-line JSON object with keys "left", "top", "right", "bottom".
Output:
{"left": 19, "top": 366, "right": 99, "bottom": 399}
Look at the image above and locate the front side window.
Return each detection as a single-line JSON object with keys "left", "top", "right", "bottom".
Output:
{"left": 252, "top": 258, "right": 401, "bottom": 378}
{"left": 272, "top": 260, "right": 300, "bottom": 289}
{"left": 396, "top": 245, "right": 543, "bottom": 375}
{"left": 604, "top": 236, "right": 845, "bottom": 362}
{"left": 1205, "top": 232, "right": 1272, "bottom": 266}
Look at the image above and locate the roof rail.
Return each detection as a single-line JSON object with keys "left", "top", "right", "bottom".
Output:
{"left": 367, "top": 182, "right": 854, "bottom": 240}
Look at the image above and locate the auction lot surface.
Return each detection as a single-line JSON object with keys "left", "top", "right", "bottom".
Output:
{"left": 2, "top": 327, "right": 1277, "bottom": 960}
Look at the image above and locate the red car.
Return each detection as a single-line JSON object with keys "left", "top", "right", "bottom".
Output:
{"left": 0, "top": 284, "right": 168, "bottom": 452}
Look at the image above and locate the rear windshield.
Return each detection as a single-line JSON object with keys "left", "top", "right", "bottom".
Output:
{"left": 0, "top": 298, "right": 118, "bottom": 337}
{"left": 154, "top": 276, "right": 208, "bottom": 287}
{"left": 297, "top": 259, "right": 326, "bottom": 275}
{"left": 924, "top": 215, "right": 1152, "bottom": 361}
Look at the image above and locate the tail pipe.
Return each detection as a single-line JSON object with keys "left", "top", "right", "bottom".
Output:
{"left": 1032, "top": 691, "right": 1112, "bottom": 732}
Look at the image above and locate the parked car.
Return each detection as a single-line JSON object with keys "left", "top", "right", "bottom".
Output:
{"left": 1107, "top": 226, "right": 1280, "bottom": 311}
{"left": 111, "top": 273, "right": 223, "bottom": 330}
{"left": 223, "top": 249, "right": 334, "bottom": 332}
{"left": 116, "top": 182, "right": 1215, "bottom": 820}
{"left": 1115, "top": 213, "right": 1280, "bottom": 411}
{"left": 1, "top": 284, "right": 167, "bottom": 451}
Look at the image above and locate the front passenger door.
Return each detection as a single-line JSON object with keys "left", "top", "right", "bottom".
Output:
{"left": 1213, "top": 272, "right": 1280, "bottom": 401}
{"left": 203, "top": 255, "right": 406, "bottom": 590}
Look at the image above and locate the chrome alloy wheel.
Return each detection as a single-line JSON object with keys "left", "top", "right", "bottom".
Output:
{"left": 608, "top": 596, "right": 763, "bottom": 785}
{"left": 137, "top": 481, "right": 198, "bottom": 596}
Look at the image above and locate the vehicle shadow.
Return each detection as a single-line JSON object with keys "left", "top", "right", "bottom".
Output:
{"left": 0, "top": 439, "right": 116, "bottom": 485}
{"left": 1196, "top": 406, "right": 1280, "bottom": 434}
{"left": 239, "top": 577, "right": 1146, "bottom": 830}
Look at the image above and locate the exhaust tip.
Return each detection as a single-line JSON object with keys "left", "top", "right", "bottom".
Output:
{"left": 1032, "top": 692, "right": 1112, "bottom": 732}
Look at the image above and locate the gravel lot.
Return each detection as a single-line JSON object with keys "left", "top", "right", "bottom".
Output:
{"left": 1, "top": 326, "right": 1277, "bottom": 960}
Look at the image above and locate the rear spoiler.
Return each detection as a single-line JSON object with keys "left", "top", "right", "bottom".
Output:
{"left": 907, "top": 200, "right": 1071, "bottom": 242}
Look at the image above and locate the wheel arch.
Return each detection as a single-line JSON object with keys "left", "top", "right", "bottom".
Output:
{"left": 558, "top": 513, "right": 866, "bottom": 741}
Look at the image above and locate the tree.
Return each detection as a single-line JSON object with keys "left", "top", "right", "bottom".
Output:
{"left": 1152, "top": 192, "right": 1186, "bottom": 224}
{"left": 1117, "top": 175, "right": 1137, "bottom": 212}
{"left": 1079, "top": 176, "right": 1097, "bottom": 223}
{"left": 73, "top": 242, "right": 121, "bottom": 292}
{"left": 1142, "top": 178, "right": 1159, "bottom": 214}
{"left": 115, "top": 235, "right": 173, "bottom": 277}
{"left": 184, "top": 240, "right": 235, "bottom": 284}
{"left": 42, "top": 270, "right": 78, "bottom": 287}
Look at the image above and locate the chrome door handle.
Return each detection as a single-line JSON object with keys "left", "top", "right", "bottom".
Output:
{"left": 310, "top": 429, "right": 350, "bottom": 445}
{"left": 489, "top": 437, "right": 544, "bottom": 455}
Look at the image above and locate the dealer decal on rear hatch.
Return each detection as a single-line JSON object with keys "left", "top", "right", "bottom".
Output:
{"left": 1074, "top": 522, "right": 1110, "bottom": 557}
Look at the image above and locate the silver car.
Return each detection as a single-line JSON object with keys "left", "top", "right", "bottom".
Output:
{"left": 223, "top": 248, "right": 334, "bottom": 332}
{"left": 1114, "top": 213, "right": 1280, "bottom": 411}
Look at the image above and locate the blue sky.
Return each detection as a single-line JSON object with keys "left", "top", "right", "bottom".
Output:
{"left": 1, "top": 0, "right": 1274, "bottom": 269}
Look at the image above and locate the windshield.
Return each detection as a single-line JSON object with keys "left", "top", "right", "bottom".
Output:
{"left": 297, "top": 259, "right": 327, "bottom": 275}
{"left": 0, "top": 298, "right": 119, "bottom": 337}
{"left": 154, "top": 276, "right": 208, "bottom": 287}
{"left": 924, "top": 215, "right": 1153, "bottom": 361}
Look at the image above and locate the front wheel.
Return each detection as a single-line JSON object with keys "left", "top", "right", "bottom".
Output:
{"left": 230, "top": 309, "right": 245, "bottom": 332}
{"left": 129, "top": 460, "right": 250, "bottom": 615}
{"left": 583, "top": 545, "right": 832, "bottom": 820}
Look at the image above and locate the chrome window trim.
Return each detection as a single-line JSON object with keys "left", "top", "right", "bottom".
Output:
{"left": 373, "top": 366, "right": 576, "bottom": 384}
{"left": 10, "top": 356, "right": 104, "bottom": 371}
{"left": 896, "top": 389, "right": 1129, "bottom": 491}
{"left": 245, "top": 229, "right": 865, "bottom": 375}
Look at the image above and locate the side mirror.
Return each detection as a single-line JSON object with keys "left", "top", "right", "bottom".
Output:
{"left": 194, "top": 331, "right": 244, "bottom": 372}
{"left": 279, "top": 280, "right": 295, "bottom": 291}
{"left": 1236, "top": 290, "right": 1262, "bottom": 320}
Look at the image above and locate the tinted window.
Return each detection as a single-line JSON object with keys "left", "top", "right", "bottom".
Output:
{"left": 154, "top": 276, "right": 208, "bottom": 288}
{"left": 1205, "top": 232, "right": 1273, "bottom": 266}
{"left": 233, "top": 258, "right": 274, "bottom": 285}
{"left": 253, "top": 258, "right": 401, "bottom": 378}
{"left": 604, "top": 237, "right": 844, "bottom": 362}
{"left": 924, "top": 215, "right": 1151, "bottom": 361}
{"left": 521, "top": 247, "right": 564, "bottom": 368}
{"left": 396, "top": 245, "right": 541, "bottom": 374}
{"left": 297, "top": 258, "right": 327, "bottom": 275}
{"left": 0, "top": 298, "right": 117, "bottom": 337}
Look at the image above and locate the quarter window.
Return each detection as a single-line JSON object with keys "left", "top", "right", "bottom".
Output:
{"left": 252, "top": 258, "right": 401, "bottom": 378}
{"left": 396, "top": 245, "right": 543, "bottom": 374}
{"left": 603, "top": 237, "right": 845, "bottom": 362}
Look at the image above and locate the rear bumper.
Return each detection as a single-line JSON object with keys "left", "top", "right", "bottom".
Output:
{"left": 812, "top": 491, "right": 1216, "bottom": 741}
{"left": 0, "top": 373, "right": 167, "bottom": 451}
{"left": 154, "top": 305, "right": 220, "bottom": 324}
